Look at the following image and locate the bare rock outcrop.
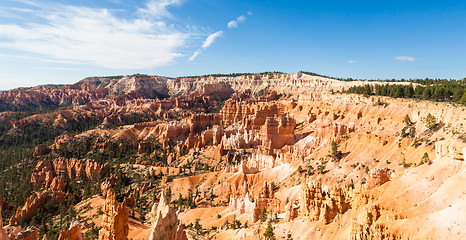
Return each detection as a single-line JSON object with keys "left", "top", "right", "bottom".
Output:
{"left": 100, "top": 178, "right": 117, "bottom": 198}
{"left": 175, "top": 225, "right": 188, "bottom": 240}
{"left": 98, "top": 188, "right": 129, "bottom": 240}
{"left": 260, "top": 115, "right": 296, "bottom": 149}
{"left": 284, "top": 201, "right": 298, "bottom": 222}
{"left": 350, "top": 205, "right": 401, "bottom": 240}
{"left": 33, "top": 144, "right": 50, "bottom": 157}
{"left": 1, "top": 210, "right": 10, "bottom": 240}
{"left": 228, "top": 181, "right": 280, "bottom": 223}
{"left": 10, "top": 192, "right": 51, "bottom": 225}
{"left": 58, "top": 221, "right": 84, "bottom": 240}
{"left": 0, "top": 196, "right": 8, "bottom": 211}
{"left": 299, "top": 181, "right": 351, "bottom": 224}
{"left": 12, "top": 227, "right": 38, "bottom": 240}
{"left": 435, "top": 139, "right": 465, "bottom": 161}
{"left": 366, "top": 168, "right": 391, "bottom": 189}
{"left": 31, "top": 158, "right": 109, "bottom": 191}
{"left": 148, "top": 191, "right": 187, "bottom": 240}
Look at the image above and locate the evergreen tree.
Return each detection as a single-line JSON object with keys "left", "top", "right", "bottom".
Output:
{"left": 264, "top": 221, "right": 275, "bottom": 240}
{"left": 260, "top": 208, "right": 267, "bottom": 222}
{"left": 425, "top": 113, "right": 437, "bottom": 130}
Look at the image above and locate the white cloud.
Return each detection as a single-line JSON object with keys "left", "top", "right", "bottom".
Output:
{"left": 247, "top": 11, "right": 253, "bottom": 15}
{"left": 190, "top": 11, "right": 251, "bottom": 61}
{"left": 348, "top": 59, "right": 358, "bottom": 64}
{"left": 189, "top": 31, "right": 223, "bottom": 61}
{"left": 0, "top": 3, "right": 189, "bottom": 69}
{"left": 394, "top": 56, "right": 415, "bottom": 62}
{"left": 227, "top": 20, "right": 238, "bottom": 28}
{"left": 201, "top": 31, "right": 223, "bottom": 49}
{"left": 138, "top": 0, "right": 182, "bottom": 18}
{"left": 227, "top": 15, "right": 247, "bottom": 28}
{"left": 237, "top": 15, "right": 246, "bottom": 23}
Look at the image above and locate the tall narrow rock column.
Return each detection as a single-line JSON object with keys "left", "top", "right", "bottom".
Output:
{"left": 98, "top": 188, "right": 129, "bottom": 240}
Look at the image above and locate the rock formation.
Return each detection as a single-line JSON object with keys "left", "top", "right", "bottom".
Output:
{"left": 1, "top": 210, "right": 9, "bottom": 240}
{"left": 31, "top": 158, "right": 109, "bottom": 191}
{"left": 366, "top": 168, "right": 391, "bottom": 189}
{"left": 58, "top": 221, "right": 84, "bottom": 240}
{"left": 148, "top": 191, "right": 187, "bottom": 240}
{"left": 12, "top": 227, "right": 38, "bottom": 240}
{"left": 299, "top": 181, "right": 351, "bottom": 224}
{"left": 435, "top": 139, "right": 465, "bottom": 160}
{"left": 284, "top": 201, "right": 298, "bottom": 222}
{"left": 33, "top": 144, "right": 50, "bottom": 157}
{"left": 98, "top": 188, "right": 129, "bottom": 240}
{"left": 228, "top": 181, "right": 280, "bottom": 222}
{"left": 10, "top": 191, "right": 53, "bottom": 225}
{"left": 350, "top": 205, "right": 401, "bottom": 240}
{"left": 100, "top": 178, "right": 116, "bottom": 198}
{"left": 0, "top": 196, "right": 8, "bottom": 211}
{"left": 260, "top": 115, "right": 296, "bottom": 149}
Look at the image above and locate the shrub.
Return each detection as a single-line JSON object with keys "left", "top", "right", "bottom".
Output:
{"left": 422, "top": 153, "right": 432, "bottom": 165}
{"left": 404, "top": 114, "right": 412, "bottom": 124}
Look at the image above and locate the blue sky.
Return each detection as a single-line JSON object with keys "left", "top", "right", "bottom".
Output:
{"left": 0, "top": 0, "right": 465, "bottom": 90}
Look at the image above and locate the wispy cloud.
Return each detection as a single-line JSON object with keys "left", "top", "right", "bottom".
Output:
{"left": 394, "top": 56, "right": 415, "bottom": 62}
{"left": 189, "top": 12, "right": 251, "bottom": 61}
{"left": 189, "top": 31, "right": 223, "bottom": 61}
{"left": 137, "top": 0, "right": 182, "bottom": 18}
{"left": 35, "top": 66, "right": 81, "bottom": 71}
{"left": 0, "top": 1, "right": 189, "bottom": 69}
{"left": 348, "top": 59, "right": 358, "bottom": 64}
{"left": 228, "top": 15, "right": 247, "bottom": 28}
{"left": 202, "top": 31, "right": 223, "bottom": 48}
{"left": 188, "top": 50, "right": 201, "bottom": 61}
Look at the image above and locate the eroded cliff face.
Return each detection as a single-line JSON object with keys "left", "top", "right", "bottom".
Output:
{"left": 9, "top": 191, "right": 57, "bottom": 226}
{"left": 31, "top": 158, "right": 109, "bottom": 191}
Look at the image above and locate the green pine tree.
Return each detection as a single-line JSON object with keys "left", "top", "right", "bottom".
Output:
{"left": 264, "top": 221, "right": 275, "bottom": 240}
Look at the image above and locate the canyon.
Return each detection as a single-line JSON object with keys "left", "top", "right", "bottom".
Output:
{"left": 0, "top": 72, "right": 465, "bottom": 240}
